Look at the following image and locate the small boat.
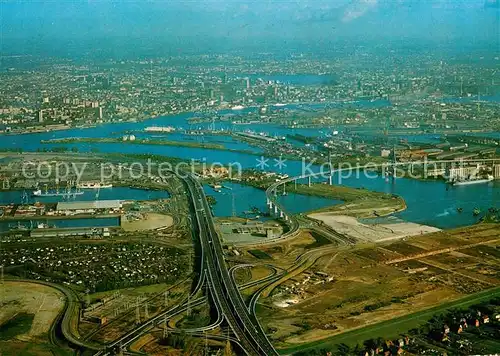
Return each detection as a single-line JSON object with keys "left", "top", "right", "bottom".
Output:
{"left": 36, "top": 222, "right": 51, "bottom": 229}
{"left": 457, "top": 207, "right": 463, "bottom": 213}
{"left": 473, "top": 208, "right": 481, "bottom": 216}
{"left": 9, "top": 222, "right": 29, "bottom": 231}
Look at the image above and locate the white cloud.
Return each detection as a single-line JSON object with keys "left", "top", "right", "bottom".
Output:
{"left": 342, "top": 0, "right": 379, "bottom": 22}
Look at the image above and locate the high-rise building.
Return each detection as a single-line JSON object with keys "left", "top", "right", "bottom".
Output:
{"left": 38, "top": 110, "right": 43, "bottom": 123}
{"left": 98, "top": 107, "right": 103, "bottom": 120}
{"left": 245, "top": 77, "right": 250, "bottom": 89}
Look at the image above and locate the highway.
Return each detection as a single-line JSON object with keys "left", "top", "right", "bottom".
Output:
{"left": 90, "top": 171, "right": 279, "bottom": 355}
{"left": 184, "top": 173, "right": 279, "bottom": 355}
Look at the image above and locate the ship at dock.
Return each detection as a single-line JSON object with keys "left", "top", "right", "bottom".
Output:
{"left": 32, "top": 184, "right": 84, "bottom": 197}
{"left": 450, "top": 175, "right": 494, "bottom": 186}
{"left": 77, "top": 182, "right": 113, "bottom": 189}
{"left": 144, "top": 126, "right": 175, "bottom": 133}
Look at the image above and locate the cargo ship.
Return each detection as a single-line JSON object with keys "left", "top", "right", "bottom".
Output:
{"left": 77, "top": 182, "right": 113, "bottom": 189}
{"left": 452, "top": 175, "right": 494, "bottom": 186}
{"left": 144, "top": 126, "right": 175, "bottom": 133}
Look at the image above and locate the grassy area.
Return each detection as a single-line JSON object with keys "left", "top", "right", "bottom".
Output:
{"left": 248, "top": 249, "right": 273, "bottom": 260}
{"left": 89, "top": 282, "right": 182, "bottom": 303}
{"left": 286, "top": 183, "right": 387, "bottom": 202}
{"left": 286, "top": 183, "right": 405, "bottom": 217}
{"left": 0, "top": 341, "right": 74, "bottom": 356}
{"left": 277, "top": 286, "right": 500, "bottom": 355}
{"left": 0, "top": 313, "right": 34, "bottom": 340}
{"left": 305, "top": 231, "right": 332, "bottom": 250}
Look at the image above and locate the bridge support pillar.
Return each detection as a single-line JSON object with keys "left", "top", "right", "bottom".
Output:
{"left": 329, "top": 173, "right": 333, "bottom": 185}
{"left": 280, "top": 210, "right": 284, "bottom": 218}
{"left": 274, "top": 205, "right": 278, "bottom": 215}
{"left": 308, "top": 176, "right": 311, "bottom": 187}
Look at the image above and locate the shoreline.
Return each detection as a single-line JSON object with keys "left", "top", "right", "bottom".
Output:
{"left": 0, "top": 213, "right": 121, "bottom": 221}
{"left": 0, "top": 98, "right": 380, "bottom": 137}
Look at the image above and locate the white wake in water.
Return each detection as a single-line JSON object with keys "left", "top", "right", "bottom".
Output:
{"left": 436, "top": 208, "right": 455, "bottom": 217}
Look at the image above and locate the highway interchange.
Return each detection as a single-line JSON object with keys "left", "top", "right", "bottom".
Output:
{"left": 27, "top": 159, "right": 483, "bottom": 354}
{"left": 184, "top": 173, "right": 279, "bottom": 355}
{"left": 23, "top": 163, "right": 372, "bottom": 355}
{"left": 88, "top": 172, "right": 280, "bottom": 355}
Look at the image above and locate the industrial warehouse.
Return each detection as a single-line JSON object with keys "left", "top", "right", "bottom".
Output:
{"left": 56, "top": 200, "right": 122, "bottom": 215}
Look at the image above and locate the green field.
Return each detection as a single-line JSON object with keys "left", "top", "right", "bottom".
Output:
{"left": 248, "top": 249, "right": 273, "bottom": 260}
{"left": 278, "top": 286, "right": 500, "bottom": 355}
{"left": 0, "top": 313, "right": 34, "bottom": 340}
{"left": 285, "top": 183, "right": 405, "bottom": 216}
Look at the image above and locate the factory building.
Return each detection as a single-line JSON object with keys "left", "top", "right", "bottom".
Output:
{"left": 30, "top": 227, "right": 110, "bottom": 238}
{"left": 494, "top": 165, "right": 500, "bottom": 179}
{"left": 56, "top": 200, "right": 122, "bottom": 215}
{"left": 447, "top": 166, "right": 480, "bottom": 180}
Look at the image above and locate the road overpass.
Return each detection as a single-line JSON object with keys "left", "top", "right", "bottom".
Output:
{"left": 184, "top": 174, "right": 279, "bottom": 355}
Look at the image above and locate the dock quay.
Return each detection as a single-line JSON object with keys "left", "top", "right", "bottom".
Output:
{"left": 29, "top": 226, "right": 112, "bottom": 238}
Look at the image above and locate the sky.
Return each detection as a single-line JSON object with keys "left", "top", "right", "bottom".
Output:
{"left": 0, "top": 0, "right": 498, "bottom": 56}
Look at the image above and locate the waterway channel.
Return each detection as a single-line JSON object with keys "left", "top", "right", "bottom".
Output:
{"left": 0, "top": 99, "right": 497, "bottom": 230}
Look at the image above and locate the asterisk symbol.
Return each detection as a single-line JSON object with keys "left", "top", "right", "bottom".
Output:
{"left": 256, "top": 156, "right": 269, "bottom": 170}
{"left": 274, "top": 156, "right": 287, "bottom": 170}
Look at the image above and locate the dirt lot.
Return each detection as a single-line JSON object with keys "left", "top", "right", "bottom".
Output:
{"left": 0, "top": 281, "right": 65, "bottom": 341}
{"left": 309, "top": 213, "right": 440, "bottom": 242}
{"left": 239, "top": 230, "right": 333, "bottom": 268}
{"left": 253, "top": 224, "right": 500, "bottom": 347}
{"left": 121, "top": 213, "right": 174, "bottom": 231}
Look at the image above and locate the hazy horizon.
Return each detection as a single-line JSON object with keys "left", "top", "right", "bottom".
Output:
{"left": 1, "top": 0, "right": 499, "bottom": 57}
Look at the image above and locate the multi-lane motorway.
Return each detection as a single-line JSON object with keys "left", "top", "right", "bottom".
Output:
{"left": 86, "top": 171, "right": 278, "bottom": 355}
{"left": 184, "top": 174, "right": 278, "bottom": 355}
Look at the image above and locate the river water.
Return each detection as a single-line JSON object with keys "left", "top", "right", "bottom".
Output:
{"left": 0, "top": 99, "right": 497, "bottom": 229}
{"left": 0, "top": 187, "right": 169, "bottom": 230}
{"left": 0, "top": 217, "right": 119, "bottom": 233}
{"left": 0, "top": 187, "right": 170, "bottom": 205}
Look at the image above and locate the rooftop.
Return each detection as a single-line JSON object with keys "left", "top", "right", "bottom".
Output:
{"left": 56, "top": 200, "right": 122, "bottom": 211}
